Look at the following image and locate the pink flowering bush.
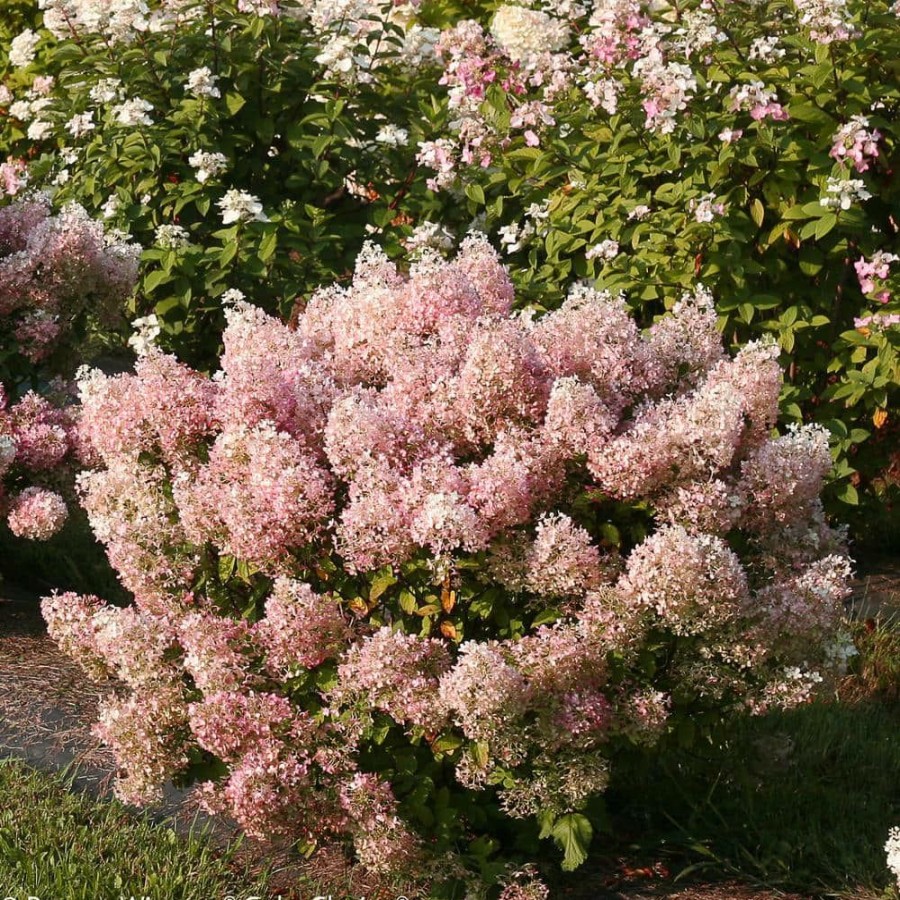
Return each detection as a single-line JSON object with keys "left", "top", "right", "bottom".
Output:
{"left": 0, "top": 194, "right": 139, "bottom": 372}
{"left": 44, "top": 240, "right": 852, "bottom": 894}
{"left": 0, "top": 195, "right": 137, "bottom": 545}
{"left": 0, "top": 382, "right": 79, "bottom": 541}
{"left": 409, "top": 0, "right": 900, "bottom": 539}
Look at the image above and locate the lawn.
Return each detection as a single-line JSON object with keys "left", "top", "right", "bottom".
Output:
{"left": 0, "top": 758, "right": 269, "bottom": 900}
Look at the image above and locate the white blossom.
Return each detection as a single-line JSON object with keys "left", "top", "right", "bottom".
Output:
{"left": 585, "top": 239, "right": 620, "bottom": 262}
{"left": 376, "top": 124, "right": 409, "bottom": 147}
{"left": 188, "top": 150, "right": 228, "bottom": 183}
{"left": 154, "top": 224, "right": 190, "bottom": 249}
{"left": 66, "top": 111, "right": 96, "bottom": 138}
{"left": 112, "top": 98, "right": 154, "bottom": 126}
{"left": 820, "top": 176, "right": 872, "bottom": 210}
{"left": 9, "top": 29, "right": 40, "bottom": 68}
{"left": 216, "top": 189, "right": 268, "bottom": 225}
{"left": 128, "top": 314, "right": 161, "bottom": 356}
{"left": 491, "top": 4, "right": 570, "bottom": 66}
{"left": 186, "top": 66, "right": 221, "bottom": 98}
{"left": 90, "top": 78, "right": 123, "bottom": 104}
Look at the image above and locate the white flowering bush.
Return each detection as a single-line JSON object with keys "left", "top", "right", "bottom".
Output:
{"left": 0, "top": 0, "right": 445, "bottom": 367}
{"left": 410, "top": 0, "right": 900, "bottom": 538}
{"left": 43, "top": 241, "right": 852, "bottom": 895}
{"left": 4, "top": 0, "right": 899, "bottom": 533}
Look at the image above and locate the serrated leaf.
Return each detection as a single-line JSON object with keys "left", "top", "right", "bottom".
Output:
{"left": 552, "top": 813, "right": 593, "bottom": 872}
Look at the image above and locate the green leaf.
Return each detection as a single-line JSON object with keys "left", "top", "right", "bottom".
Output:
{"left": 834, "top": 482, "right": 859, "bottom": 505}
{"left": 142, "top": 269, "right": 172, "bottom": 294}
{"left": 368, "top": 569, "right": 397, "bottom": 602}
{"left": 258, "top": 228, "right": 278, "bottom": 263}
{"left": 398, "top": 589, "right": 417, "bottom": 615}
{"left": 814, "top": 213, "right": 837, "bottom": 240}
{"left": 750, "top": 198, "right": 765, "bottom": 228}
{"left": 551, "top": 813, "right": 593, "bottom": 872}
{"left": 465, "top": 183, "right": 485, "bottom": 205}
{"left": 218, "top": 555, "right": 236, "bottom": 582}
{"left": 225, "top": 92, "right": 247, "bottom": 116}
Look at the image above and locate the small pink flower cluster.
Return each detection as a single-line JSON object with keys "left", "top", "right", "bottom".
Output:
{"left": 854, "top": 250, "right": 896, "bottom": 302}
{"left": 830, "top": 115, "right": 882, "bottom": 172}
{"left": 0, "top": 386, "right": 78, "bottom": 540}
{"left": 0, "top": 197, "right": 139, "bottom": 363}
{"left": 728, "top": 82, "right": 789, "bottom": 122}
{"left": 44, "top": 239, "right": 850, "bottom": 887}
{"left": 0, "top": 158, "right": 27, "bottom": 196}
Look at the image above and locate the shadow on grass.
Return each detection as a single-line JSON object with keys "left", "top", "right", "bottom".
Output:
{"left": 579, "top": 699, "right": 900, "bottom": 898}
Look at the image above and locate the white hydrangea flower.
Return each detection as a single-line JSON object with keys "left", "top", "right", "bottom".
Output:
{"left": 186, "top": 66, "right": 221, "bottom": 98}
{"left": 585, "top": 239, "right": 619, "bottom": 261}
{"left": 376, "top": 124, "right": 409, "bottom": 147}
{"left": 749, "top": 35, "right": 785, "bottom": 61}
{"left": 112, "top": 98, "right": 154, "bottom": 126}
{"left": 821, "top": 176, "right": 872, "bottom": 210}
{"left": 66, "top": 111, "right": 96, "bottom": 138}
{"left": 404, "top": 221, "right": 455, "bottom": 254}
{"left": 27, "top": 119, "right": 54, "bottom": 141}
{"left": 491, "top": 4, "right": 570, "bottom": 66}
{"left": 220, "top": 288, "right": 247, "bottom": 305}
{"left": 690, "top": 193, "right": 726, "bottom": 222}
{"left": 9, "top": 29, "right": 40, "bottom": 68}
{"left": 127, "top": 314, "right": 161, "bottom": 356}
{"left": 89, "top": 78, "right": 123, "bottom": 104}
{"left": 154, "top": 223, "right": 190, "bottom": 249}
{"left": 188, "top": 150, "right": 228, "bottom": 183}
{"left": 8, "top": 100, "right": 33, "bottom": 121}
{"left": 102, "top": 194, "right": 121, "bottom": 219}
{"left": 498, "top": 221, "right": 534, "bottom": 253}
{"left": 216, "top": 189, "right": 268, "bottom": 225}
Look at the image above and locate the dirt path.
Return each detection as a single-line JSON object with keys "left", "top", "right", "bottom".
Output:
{"left": 0, "top": 582, "right": 209, "bottom": 828}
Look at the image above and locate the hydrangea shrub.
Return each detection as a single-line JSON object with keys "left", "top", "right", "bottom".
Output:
{"left": 0, "top": 194, "right": 139, "bottom": 376}
{"left": 44, "top": 240, "right": 852, "bottom": 894}
{"left": 0, "top": 195, "right": 138, "bottom": 541}
{"left": 0, "top": 382, "right": 78, "bottom": 540}
{"left": 411, "top": 0, "right": 900, "bottom": 533}
{"left": 4, "top": 0, "right": 897, "bottom": 530}
{"left": 0, "top": 0, "right": 448, "bottom": 368}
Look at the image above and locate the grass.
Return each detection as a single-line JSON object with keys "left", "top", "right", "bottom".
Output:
{"left": 597, "top": 696, "right": 900, "bottom": 897}
{"left": 0, "top": 758, "right": 269, "bottom": 900}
